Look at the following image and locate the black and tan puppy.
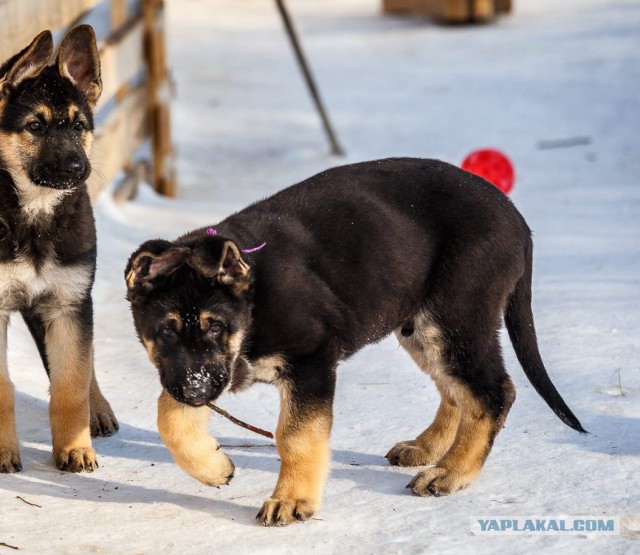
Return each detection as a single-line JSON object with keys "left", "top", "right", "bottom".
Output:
{"left": 0, "top": 26, "right": 118, "bottom": 474}
{"left": 126, "top": 158, "right": 584, "bottom": 526}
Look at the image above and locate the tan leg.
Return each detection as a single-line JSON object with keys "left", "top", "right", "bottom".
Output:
{"left": 45, "top": 307, "right": 97, "bottom": 472}
{"left": 389, "top": 318, "right": 461, "bottom": 466}
{"left": 408, "top": 384, "right": 503, "bottom": 496}
{"left": 0, "top": 313, "right": 21, "bottom": 472}
{"left": 387, "top": 390, "right": 461, "bottom": 466}
{"left": 392, "top": 311, "right": 515, "bottom": 495}
{"left": 157, "top": 389, "right": 234, "bottom": 486}
{"left": 89, "top": 363, "right": 119, "bottom": 437}
{"left": 257, "top": 390, "right": 332, "bottom": 526}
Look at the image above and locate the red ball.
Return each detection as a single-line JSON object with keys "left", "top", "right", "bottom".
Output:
{"left": 461, "top": 149, "right": 514, "bottom": 194}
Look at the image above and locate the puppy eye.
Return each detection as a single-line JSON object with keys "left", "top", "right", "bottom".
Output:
{"left": 160, "top": 325, "right": 176, "bottom": 338}
{"left": 207, "top": 321, "right": 224, "bottom": 336}
{"left": 73, "top": 121, "right": 85, "bottom": 131}
{"left": 27, "top": 121, "right": 43, "bottom": 133}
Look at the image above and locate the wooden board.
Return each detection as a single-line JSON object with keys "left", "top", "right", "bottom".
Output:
{"left": 87, "top": 83, "right": 149, "bottom": 198}
{"left": 0, "top": 0, "right": 103, "bottom": 61}
{"left": 382, "top": 0, "right": 511, "bottom": 21}
{"left": 96, "top": 17, "right": 145, "bottom": 112}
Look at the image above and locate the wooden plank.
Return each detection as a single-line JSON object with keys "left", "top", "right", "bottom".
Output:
{"left": 87, "top": 84, "right": 149, "bottom": 198}
{"left": 383, "top": 0, "right": 502, "bottom": 21}
{"left": 0, "top": 0, "right": 103, "bottom": 61}
{"left": 143, "top": 0, "right": 175, "bottom": 197}
{"left": 96, "top": 17, "right": 145, "bottom": 112}
{"left": 382, "top": 0, "right": 415, "bottom": 13}
{"left": 110, "top": 0, "right": 131, "bottom": 104}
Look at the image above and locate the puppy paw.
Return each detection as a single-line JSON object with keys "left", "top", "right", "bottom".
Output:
{"left": 185, "top": 447, "right": 235, "bottom": 487}
{"left": 90, "top": 409, "right": 119, "bottom": 437}
{"left": 55, "top": 447, "right": 98, "bottom": 473}
{"left": 157, "top": 389, "right": 234, "bottom": 487}
{"left": 256, "top": 497, "right": 316, "bottom": 527}
{"left": 90, "top": 391, "right": 119, "bottom": 437}
{"left": 407, "top": 466, "right": 470, "bottom": 497}
{"left": 386, "top": 440, "right": 440, "bottom": 467}
{"left": 0, "top": 447, "right": 22, "bottom": 473}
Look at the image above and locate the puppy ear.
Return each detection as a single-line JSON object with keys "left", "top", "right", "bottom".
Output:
{"left": 126, "top": 243, "right": 191, "bottom": 296}
{"left": 188, "top": 240, "right": 250, "bottom": 294}
{"left": 57, "top": 25, "right": 102, "bottom": 106}
{"left": 0, "top": 30, "right": 53, "bottom": 97}
{"left": 217, "top": 241, "right": 250, "bottom": 289}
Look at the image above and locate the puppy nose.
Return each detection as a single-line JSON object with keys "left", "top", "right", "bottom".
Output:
{"left": 182, "top": 385, "right": 208, "bottom": 406}
{"left": 58, "top": 156, "right": 85, "bottom": 176}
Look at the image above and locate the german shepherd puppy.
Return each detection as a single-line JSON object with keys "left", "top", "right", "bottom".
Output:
{"left": 126, "top": 158, "right": 585, "bottom": 526}
{"left": 0, "top": 26, "right": 118, "bottom": 474}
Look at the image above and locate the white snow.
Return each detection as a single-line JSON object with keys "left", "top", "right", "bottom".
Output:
{"left": 1, "top": 0, "right": 639, "bottom": 552}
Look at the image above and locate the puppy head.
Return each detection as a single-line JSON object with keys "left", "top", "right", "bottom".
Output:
{"left": 0, "top": 25, "right": 101, "bottom": 193}
{"left": 125, "top": 235, "right": 253, "bottom": 407}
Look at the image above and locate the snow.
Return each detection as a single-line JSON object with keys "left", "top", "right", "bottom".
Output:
{"left": 1, "top": 0, "right": 639, "bottom": 552}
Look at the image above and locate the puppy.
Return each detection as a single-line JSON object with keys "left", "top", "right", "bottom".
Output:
{"left": 0, "top": 26, "right": 118, "bottom": 474}
{"left": 126, "top": 158, "right": 584, "bottom": 526}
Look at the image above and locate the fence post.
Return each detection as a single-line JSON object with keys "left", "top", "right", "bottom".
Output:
{"left": 143, "top": 0, "right": 175, "bottom": 197}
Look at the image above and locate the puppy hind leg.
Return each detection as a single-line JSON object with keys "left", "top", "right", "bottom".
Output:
{"left": 409, "top": 350, "right": 516, "bottom": 497}
{"left": 387, "top": 390, "right": 460, "bottom": 467}
{"left": 0, "top": 313, "right": 21, "bottom": 472}
{"left": 387, "top": 316, "right": 461, "bottom": 467}
{"left": 89, "top": 363, "right": 119, "bottom": 437}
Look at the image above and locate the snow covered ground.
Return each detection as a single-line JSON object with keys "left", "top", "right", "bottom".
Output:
{"left": 1, "top": 0, "right": 639, "bottom": 552}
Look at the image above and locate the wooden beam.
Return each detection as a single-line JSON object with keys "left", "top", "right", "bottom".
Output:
{"left": 87, "top": 84, "right": 149, "bottom": 198}
{"left": 143, "top": 0, "right": 176, "bottom": 197}
{"left": 0, "top": 0, "right": 103, "bottom": 61}
{"left": 96, "top": 17, "right": 145, "bottom": 111}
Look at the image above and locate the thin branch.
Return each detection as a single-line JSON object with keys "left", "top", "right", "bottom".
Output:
{"left": 0, "top": 541, "right": 20, "bottom": 551}
{"left": 617, "top": 368, "right": 626, "bottom": 396}
{"left": 16, "top": 496, "right": 41, "bottom": 508}
{"left": 207, "top": 403, "right": 274, "bottom": 440}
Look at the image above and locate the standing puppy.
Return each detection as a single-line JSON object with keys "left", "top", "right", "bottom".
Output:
{"left": 126, "top": 158, "right": 585, "bottom": 526}
{"left": 0, "top": 26, "right": 118, "bottom": 474}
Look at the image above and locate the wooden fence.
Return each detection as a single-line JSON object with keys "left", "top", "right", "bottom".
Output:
{"left": 0, "top": 0, "right": 175, "bottom": 198}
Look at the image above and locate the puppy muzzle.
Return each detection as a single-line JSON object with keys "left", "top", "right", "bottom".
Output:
{"left": 165, "top": 365, "right": 230, "bottom": 407}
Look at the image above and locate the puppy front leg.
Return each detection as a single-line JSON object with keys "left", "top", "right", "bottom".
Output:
{"left": 0, "top": 313, "right": 21, "bottom": 472}
{"left": 157, "top": 389, "right": 235, "bottom": 486}
{"left": 257, "top": 361, "right": 335, "bottom": 526}
{"left": 45, "top": 304, "right": 96, "bottom": 472}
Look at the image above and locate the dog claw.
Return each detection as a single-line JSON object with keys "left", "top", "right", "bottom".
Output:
{"left": 256, "top": 497, "right": 315, "bottom": 527}
{"left": 0, "top": 449, "right": 22, "bottom": 473}
{"left": 408, "top": 466, "right": 470, "bottom": 497}
{"left": 90, "top": 411, "right": 119, "bottom": 438}
{"left": 55, "top": 448, "right": 98, "bottom": 473}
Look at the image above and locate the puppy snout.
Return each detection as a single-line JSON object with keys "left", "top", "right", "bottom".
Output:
{"left": 181, "top": 385, "right": 209, "bottom": 406}
{"left": 57, "top": 155, "right": 86, "bottom": 178}
{"left": 173, "top": 366, "right": 229, "bottom": 407}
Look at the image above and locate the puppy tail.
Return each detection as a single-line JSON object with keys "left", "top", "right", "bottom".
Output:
{"left": 504, "top": 239, "right": 587, "bottom": 434}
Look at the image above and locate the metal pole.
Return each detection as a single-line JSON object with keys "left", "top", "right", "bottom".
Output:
{"left": 274, "top": 0, "right": 345, "bottom": 156}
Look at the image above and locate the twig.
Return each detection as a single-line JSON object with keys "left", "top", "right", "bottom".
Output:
{"left": 219, "top": 443, "right": 276, "bottom": 449}
{"left": 617, "top": 368, "right": 626, "bottom": 396}
{"left": 16, "top": 496, "right": 41, "bottom": 508}
{"left": 0, "top": 542, "right": 20, "bottom": 551}
{"left": 207, "top": 403, "right": 274, "bottom": 440}
{"left": 537, "top": 136, "right": 591, "bottom": 150}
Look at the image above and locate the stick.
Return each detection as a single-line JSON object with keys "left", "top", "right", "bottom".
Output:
{"left": 274, "top": 0, "right": 345, "bottom": 156}
{"left": 0, "top": 542, "right": 20, "bottom": 550}
{"left": 16, "top": 496, "right": 41, "bottom": 508}
{"left": 207, "top": 402, "right": 274, "bottom": 440}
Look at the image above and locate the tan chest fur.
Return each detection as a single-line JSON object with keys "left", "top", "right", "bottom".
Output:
{"left": 0, "top": 258, "right": 92, "bottom": 312}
